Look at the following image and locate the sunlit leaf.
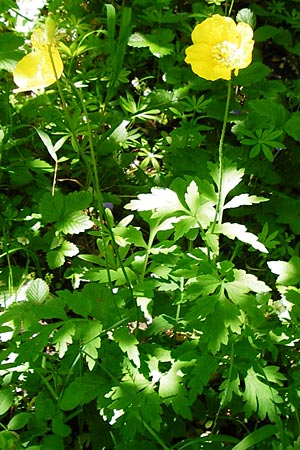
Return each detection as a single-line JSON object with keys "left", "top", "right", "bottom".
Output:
{"left": 268, "top": 257, "right": 300, "bottom": 285}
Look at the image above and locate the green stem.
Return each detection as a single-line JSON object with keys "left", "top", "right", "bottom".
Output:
{"left": 213, "top": 78, "right": 232, "bottom": 230}
{"left": 212, "top": 343, "right": 234, "bottom": 434}
{"left": 225, "top": 0, "right": 235, "bottom": 16}
{"left": 48, "top": 45, "right": 93, "bottom": 188}
{"left": 140, "top": 220, "right": 160, "bottom": 283}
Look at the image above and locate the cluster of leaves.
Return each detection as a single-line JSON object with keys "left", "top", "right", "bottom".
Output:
{"left": 1, "top": 0, "right": 300, "bottom": 449}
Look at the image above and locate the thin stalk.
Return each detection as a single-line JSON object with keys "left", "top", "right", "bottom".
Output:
{"left": 212, "top": 78, "right": 232, "bottom": 230}
{"left": 140, "top": 220, "right": 160, "bottom": 283}
{"left": 225, "top": 0, "right": 235, "bottom": 16}
{"left": 49, "top": 44, "right": 133, "bottom": 312}
{"left": 47, "top": 44, "right": 93, "bottom": 188}
{"left": 212, "top": 343, "right": 234, "bottom": 434}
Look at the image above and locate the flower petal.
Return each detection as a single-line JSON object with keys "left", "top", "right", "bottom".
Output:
{"left": 185, "top": 14, "right": 254, "bottom": 81}
{"left": 13, "top": 48, "right": 63, "bottom": 93}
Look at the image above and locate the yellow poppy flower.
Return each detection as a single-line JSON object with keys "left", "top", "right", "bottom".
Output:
{"left": 185, "top": 14, "right": 254, "bottom": 81}
{"left": 13, "top": 26, "right": 63, "bottom": 93}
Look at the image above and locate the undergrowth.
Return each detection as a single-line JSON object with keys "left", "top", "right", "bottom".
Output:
{"left": 1, "top": 0, "right": 300, "bottom": 449}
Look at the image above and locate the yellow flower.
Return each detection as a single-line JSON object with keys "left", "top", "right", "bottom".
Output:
{"left": 185, "top": 14, "right": 254, "bottom": 81}
{"left": 13, "top": 25, "right": 63, "bottom": 93}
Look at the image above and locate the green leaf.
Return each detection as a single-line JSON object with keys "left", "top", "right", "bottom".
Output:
{"left": 209, "top": 163, "right": 244, "bottom": 202}
{"left": 224, "top": 269, "right": 271, "bottom": 303}
{"left": 128, "top": 29, "right": 174, "bottom": 58}
{"left": 41, "top": 434, "right": 64, "bottom": 450}
{"left": 231, "top": 425, "right": 278, "bottom": 450}
{"left": 0, "top": 34, "right": 23, "bottom": 71}
{"left": 224, "top": 194, "right": 268, "bottom": 210}
{"left": 235, "top": 62, "right": 271, "bottom": 86}
{"left": 138, "top": 387, "right": 162, "bottom": 431}
{"left": 0, "top": 430, "right": 22, "bottom": 450}
{"left": 185, "top": 181, "right": 200, "bottom": 215}
{"left": 188, "top": 355, "right": 219, "bottom": 401}
{"left": 26, "top": 278, "right": 49, "bottom": 304}
{"left": 39, "top": 192, "right": 93, "bottom": 233}
{"left": 268, "top": 257, "right": 300, "bottom": 285}
{"left": 236, "top": 8, "right": 255, "bottom": 28}
{"left": 59, "top": 381, "right": 85, "bottom": 411}
{"left": 35, "top": 128, "right": 57, "bottom": 162}
{"left": 60, "top": 240, "right": 79, "bottom": 257}
{"left": 56, "top": 211, "right": 93, "bottom": 234}
{"left": 47, "top": 249, "right": 65, "bottom": 269}
{"left": 40, "top": 192, "right": 64, "bottom": 223}
{"left": 64, "top": 191, "right": 93, "bottom": 212}
{"left": 114, "top": 327, "right": 140, "bottom": 368}
{"left": 81, "top": 321, "right": 102, "bottom": 371}
{"left": 284, "top": 112, "right": 300, "bottom": 141}
{"left": 243, "top": 367, "right": 283, "bottom": 421}
{"left": 0, "top": 389, "right": 13, "bottom": 415}
{"left": 190, "top": 294, "right": 242, "bottom": 353}
{"left": 7, "top": 412, "right": 31, "bottom": 431}
{"left": 35, "top": 392, "right": 56, "bottom": 420}
{"left": 53, "top": 321, "right": 76, "bottom": 358}
{"left": 52, "top": 413, "right": 72, "bottom": 437}
{"left": 58, "top": 290, "right": 92, "bottom": 318}
{"left": 254, "top": 25, "right": 280, "bottom": 42}
{"left": 215, "top": 222, "right": 268, "bottom": 253}
{"left": 125, "top": 187, "right": 186, "bottom": 217}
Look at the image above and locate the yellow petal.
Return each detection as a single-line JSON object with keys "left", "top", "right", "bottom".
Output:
{"left": 185, "top": 43, "right": 231, "bottom": 81}
{"left": 192, "top": 15, "right": 236, "bottom": 46}
{"left": 13, "top": 48, "right": 63, "bottom": 93}
{"left": 186, "top": 14, "right": 254, "bottom": 81}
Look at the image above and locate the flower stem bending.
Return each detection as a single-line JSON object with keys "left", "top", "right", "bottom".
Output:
{"left": 214, "top": 77, "right": 232, "bottom": 228}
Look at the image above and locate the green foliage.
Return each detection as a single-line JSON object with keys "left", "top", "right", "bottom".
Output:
{"left": 1, "top": 0, "right": 300, "bottom": 449}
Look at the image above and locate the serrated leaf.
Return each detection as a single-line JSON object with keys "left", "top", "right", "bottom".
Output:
{"left": 58, "top": 290, "right": 92, "bottom": 318}
{"left": 243, "top": 367, "right": 283, "bottom": 421}
{"left": 56, "top": 211, "right": 93, "bottom": 234}
{"left": 216, "top": 222, "right": 268, "bottom": 253}
{"left": 60, "top": 240, "right": 79, "bottom": 257}
{"left": 53, "top": 321, "right": 76, "bottom": 358}
{"left": 267, "top": 257, "right": 300, "bottom": 285}
{"left": 188, "top": 355, "right": 219, "bottom": 401}
{"left": 138, "top": 388, "right": 162, "bottom": 431}
{"left": 64, "top": 191, "right": 93, "bottom": 213}
{"left": 47, "top": 249, "right": 65, "bottom": 269}
{"left": 263, "top": 366, "right": 286, "bottom": 385}
{"left": 128, "top": 30, "right": 174, "bottom": 58}
{"left": 224, "top": 194, "right": 268, "bottom": 210}
{"left": 81, "top": 321, "right": 102, "bottom": 371}
{"left": 185, "top": 181, "right": 200, "bottom": 215}
{"left": 114, "top": 327, "right": 140, "bottom": 368}
{"left": 219, "top": 368, "right": 241, "bottom": 404}
{"left": 124, "top": 187, "right": 186, "bottom": 217}
{"left": 26, "top": 278, "right": 49, "bottom": 303}
{"left": 224, "top": 269, "right": 271, "bottom": 303}
{"left": 254, "top": 25, "right": 279, "bottom": 42}
{"left": 236, "top": 8, "right": 255, "bottom": 28}
{"left": 40, "top": 192, "right": 64, "bottom": 223}
{"left": 209, "top": 163, "right": 244, "bottom": 203}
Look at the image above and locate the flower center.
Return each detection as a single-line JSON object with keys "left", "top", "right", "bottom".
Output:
{"left": 212, "top": 41, "right": 240, "bottom": 68}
